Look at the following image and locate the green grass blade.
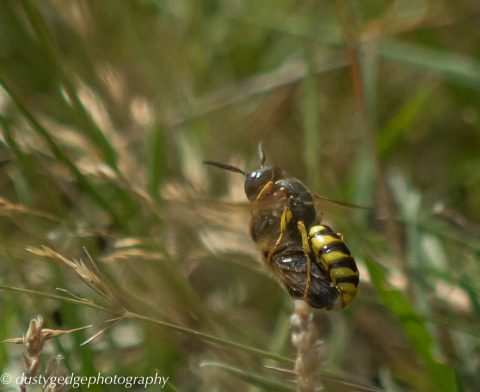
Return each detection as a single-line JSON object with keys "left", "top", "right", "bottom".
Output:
{"left": 302, "top": 8, "right": 322, "bottom": 193}
{"left": 379, "top": 38, "right": 480, "bottom": 89}
{"left": 18, "top": 0, "right": 118, "bottom": 168}
{"left": 0, "top": 114, "right": 68, "bottom": 215}
{"left": 378, "top": 83, "right": 437, "bottom": 157}
{"left": 0, "top": 78, "right": 123, "bottom": 226}
{"left": 365, "top": 257, "right": 457, "bottom": 392}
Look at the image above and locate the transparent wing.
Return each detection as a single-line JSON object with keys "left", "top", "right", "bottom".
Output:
{"left": 310, "top": 194, "right": 375, "bottom": 228}
{"left": 313, "top": 193, "right": 375, "bottom": 211}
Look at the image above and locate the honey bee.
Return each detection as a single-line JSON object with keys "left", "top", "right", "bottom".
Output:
{"left": 204, "top": 143, "right": 359, "bottom": 309}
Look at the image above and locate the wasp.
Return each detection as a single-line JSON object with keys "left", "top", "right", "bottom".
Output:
{"left": 204, "top": 143, "right": 359, "bottom": 309}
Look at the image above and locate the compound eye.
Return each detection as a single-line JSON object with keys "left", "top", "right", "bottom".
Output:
{"left": 244, "top": 170, "right": 272, "bottom": 201}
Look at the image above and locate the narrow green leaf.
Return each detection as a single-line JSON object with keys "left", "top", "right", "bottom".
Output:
{"left": 459, "top": 276, "right": 480, "bottom": 317}
{"left": 365, "top": 257, "right": 457, "bottom": 392}
{"left": 0, "top": 78, "right": 123, "bottom": 226}
{"left": 0, "top": 114, "right": 68, "bottom": 215}
{"left": 302, "top": 35, "right": 321, "bottom": 192}
{"left": 19, "top": 0, "right": 118, "bottom": 168}
{"left": 379, "top": 39, "right": 480, "bottom": 89}
{"left": 378, "top": 83, "right": 436, "bottom": 157}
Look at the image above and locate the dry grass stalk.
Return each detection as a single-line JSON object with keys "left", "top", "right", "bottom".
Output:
{"left": 290, "top": 300, "right": 322, "bottom": 392}
{"left": 0, "top": 196, "right": 58, "bottom": 221}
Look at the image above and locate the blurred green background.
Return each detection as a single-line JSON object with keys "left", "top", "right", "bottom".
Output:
{"left": 0, "top": 0, "right": 479, "bottom": 391}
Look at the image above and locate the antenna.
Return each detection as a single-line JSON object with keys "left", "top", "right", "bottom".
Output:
{"left": 203, "top": 161, "right": 247, "bottom": 177}
{"left": 257, "top": 141, "right": 266, "bottom": 167}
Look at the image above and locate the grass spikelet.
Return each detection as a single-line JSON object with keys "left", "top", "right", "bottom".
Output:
{"left": 26, "top": 246, "right": 118, "bottom": 305}
{"left": 23, "top": 315, "right": 45, "bottom": 379}
{"left": 1, "top": 316, "right": 90, "bottom": 392}
{"left": 2, "top": 316, "right": 79, "bottom": 392}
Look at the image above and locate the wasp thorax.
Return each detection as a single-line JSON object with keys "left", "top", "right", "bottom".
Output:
{"left": 244, "top": 166, "right": 286, "bottom": 201}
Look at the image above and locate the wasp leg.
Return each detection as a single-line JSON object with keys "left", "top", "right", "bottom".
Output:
{"left": 297, "top": 220, "right": 312, "bottom": 301}
{"left": 267, "top": 206, "right": 292, "bottom": 265}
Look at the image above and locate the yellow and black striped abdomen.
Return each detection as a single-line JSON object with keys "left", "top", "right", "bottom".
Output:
{"left": 309, "top": 224, "right": 359, "bottom": 307}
